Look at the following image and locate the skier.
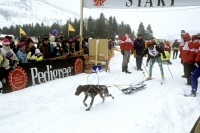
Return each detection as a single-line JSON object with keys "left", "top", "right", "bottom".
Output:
{"left": 120, "top": 31, "right": 134, "bottom": 74}
{"left": 142, "top": 41, "right": 166, "bottom": 80}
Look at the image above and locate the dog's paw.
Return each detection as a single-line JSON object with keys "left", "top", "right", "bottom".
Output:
{"left": 102, "top": 98, "right": 105, "bottom": 103}
{"left": 83, "top": 103, "right": 87, "bottom": 107}
{"left": 85, "top": 108, "right": 90, "bottom": 111}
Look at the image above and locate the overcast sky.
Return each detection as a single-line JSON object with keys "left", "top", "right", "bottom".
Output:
{"left": 50, "top": 0, "right": 200, "bottom": 40}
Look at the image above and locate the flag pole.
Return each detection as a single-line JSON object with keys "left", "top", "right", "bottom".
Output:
{"left": 79, "top": 0, "right": 84, "bottom": 50}
{"left": 68, "top": 24, "right": 69, "bottom": 37}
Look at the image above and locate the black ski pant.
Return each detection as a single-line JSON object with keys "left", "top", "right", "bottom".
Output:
{"left": 184, "top": 62, "right": 195, "bottom": 85}
{"left": 182, "top": 61, "right": 186, "bottom": 76}
{"left": 173, "top": 50, "right": 178, "bottom": 59}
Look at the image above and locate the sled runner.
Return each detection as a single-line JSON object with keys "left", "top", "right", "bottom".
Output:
{"left": 121, "top": 81, "right": 146, "bottom": 94}
{"left": 112, "top": 81, "right": 146, "bottom": 94}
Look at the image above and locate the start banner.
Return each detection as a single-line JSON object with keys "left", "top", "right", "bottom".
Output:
{"left": 84, "top": 0, "right": 200, "bottom": 9}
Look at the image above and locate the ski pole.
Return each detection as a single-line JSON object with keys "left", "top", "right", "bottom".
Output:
{"left": 142, "top": 62, "right": 149, "bottom": 75}
{"left": 163, "top": 58, "right": 173, "bottom": 78}
{"left": 166, "top": 62, "right": 173, "bottom": 78}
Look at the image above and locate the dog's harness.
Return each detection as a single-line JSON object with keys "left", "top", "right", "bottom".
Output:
{"left": 86, "top": 85, "right": 102, "bottom": 95}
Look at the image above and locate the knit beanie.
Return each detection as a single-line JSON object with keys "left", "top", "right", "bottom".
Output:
{"left": 6, "top": 51, "right": 13, "bottom": 59}
{"left": 2, "top": 38, "right": 10, "bottom": 45}
{"left": 19, "top": 42, "right": 26, "bottom": 48}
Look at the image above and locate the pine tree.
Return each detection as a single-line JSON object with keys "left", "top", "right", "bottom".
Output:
{"left": 107, "top": 16, "right": 113, "bottom": 39}
{"left": 137, "top": 22, "right": 146, "bottom": 39}
{"left": 132, "top": 30, "right": 136, "bottom": 39}
{"left": 87, "top": 16, "right": 95, "bottom": 38}
{"left": 94, "top": 13, "right": 106, "bottom": 38}
{"left": 118, "top": 21, "right": 125, "bottom": 37}
{"left": 112, "top": 17, "right": 118, "bottom": 39}
{"left": 145, "top": 24, "right": 153, "bottom": 40}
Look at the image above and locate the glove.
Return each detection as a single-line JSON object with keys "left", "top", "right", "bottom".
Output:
{"left": 194, "top": 63, "right": 199, "bottom": 67}
{"left": 146, "top": 61, "right": 149, "bottom": 67}
{"left": 121, "top": 50, "right": 124, "bottom": 55}
{"left": 29, "top": 55, "right": 36, "bottom": 60}
{"left": 26, "top": 52, "right": 31, "bottom": 59}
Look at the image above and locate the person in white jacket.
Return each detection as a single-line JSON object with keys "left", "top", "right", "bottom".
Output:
{"left": 1, "top": 38, "right": 19, "bottom": 70}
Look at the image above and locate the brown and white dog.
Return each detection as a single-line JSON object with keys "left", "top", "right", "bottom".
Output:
{"left": 75, "top": 85, "right": 114, "bottom": 111}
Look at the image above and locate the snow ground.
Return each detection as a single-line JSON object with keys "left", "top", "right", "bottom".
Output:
{"left": 0, "top": 50, "right": 199, "bottom": 133}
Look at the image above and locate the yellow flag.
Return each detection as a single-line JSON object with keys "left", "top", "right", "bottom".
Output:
{"left": 68, "top": 23, "right": 75, "bottom": 32}
{"left": 20, "top": 28, "right": 26, "bottom": 35}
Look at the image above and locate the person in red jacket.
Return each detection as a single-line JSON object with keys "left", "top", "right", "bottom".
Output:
{"left": 164, "top": 40, "right": 171, "bottom": 53}
{"left": 120, "top": 31, "right": 134, "bottom": 74}
{"left": 181, "top": 33, "right": 193, "bottom": 85}
{"left": 179, "top": 30, "right": 186, "bottom": 78}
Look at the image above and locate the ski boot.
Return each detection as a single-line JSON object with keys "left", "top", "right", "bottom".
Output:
{"left": 146, "top": 76, "right": 151, "bottom": 80}
{"left": 161, "top": 74, "right": 164, "bottom": 79}
{"left": 125, "top": 66, "right": 131, "bottom": 74}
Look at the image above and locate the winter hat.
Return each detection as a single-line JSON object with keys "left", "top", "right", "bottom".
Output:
{"left": 183, "top": 33, "right": 191, "bottom": 41}
{"left": 146, "top": 41, "right": 153, "bottom": 46}
{"left": 51, "top": 29, "right": 58, "bottom": 36}
{"left": 198, "top": 33, "right": 200, "bottom": 39}
{"left": 181, "top": 30, "right": 186, "bottom": 35}
{"left": 69, "top": 41, "right": 73, "bottom": 45}
{"left": 191, "top": 35, "right": 198, "bottom": 40}
{"left": 5, "top": 36, "right": 12, "bottom": 40}
{"left": 56, "top": 38, "right": 61, "bottom": 42}
{"left": 19, "top": 42, "right": 26, "bottom": 48}
{"left": 43, "top": 35, "right": 49, "bottom": 41}
{"left": 27, "top": 38, "right": 35, "bottom": 44}
{"left": 2, "top": 38, "right": 10, "bottom": 45}
{"left": 6, "top": 51, "right": 13, "bottom": 59}
{"left": 127, "top": 30, "right": 131, "bottom": 33}
{"left": 62, "top": 39, "right": 69, "bottom": 44}
{"left": 20, "top": 36, "right": 28, "bottom": 42}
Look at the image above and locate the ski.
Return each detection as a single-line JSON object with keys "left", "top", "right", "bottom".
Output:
{"left": 184, "top": 94, "right": 196, "bottom": 97}
{"left": 145, "top": 78, "right": 154, "bottom": 81}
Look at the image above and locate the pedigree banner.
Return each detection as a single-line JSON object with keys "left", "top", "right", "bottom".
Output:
{"left": 84, "top": 0, "right": 200, "bottom": 9}
{"left": 0, "top": 57, "right": 84, "bottom": 93}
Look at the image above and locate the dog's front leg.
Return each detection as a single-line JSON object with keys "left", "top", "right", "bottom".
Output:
{"left": 83, "top": 95, "right": 88, "bottom": 107}
{"left": 86, "top": 94, "right": 94, "bottom": 111}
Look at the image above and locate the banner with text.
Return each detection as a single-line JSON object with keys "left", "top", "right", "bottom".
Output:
{"left": 0, "top": 57, "right": 84, "bottom": 93}
{"left": 84, "top": 0, "right": 200, "bottom": 9}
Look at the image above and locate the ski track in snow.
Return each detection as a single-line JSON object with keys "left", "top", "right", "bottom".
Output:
{"left": 0, "top": 51, "right": 200, "bottom": 133}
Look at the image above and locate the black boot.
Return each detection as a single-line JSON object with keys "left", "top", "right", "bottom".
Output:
{"left": 125, "top": 66, "right": 131, "bottom": 74}
{"left": 122, "top": 66, "right": 125, "bottom": 72}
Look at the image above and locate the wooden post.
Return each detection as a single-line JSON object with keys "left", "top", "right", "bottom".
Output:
{"left": 95, "top": 40, "right": 99, "bottom": 65}
{"left": 79, "top": 0, "right": 84, "bottom": 50}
